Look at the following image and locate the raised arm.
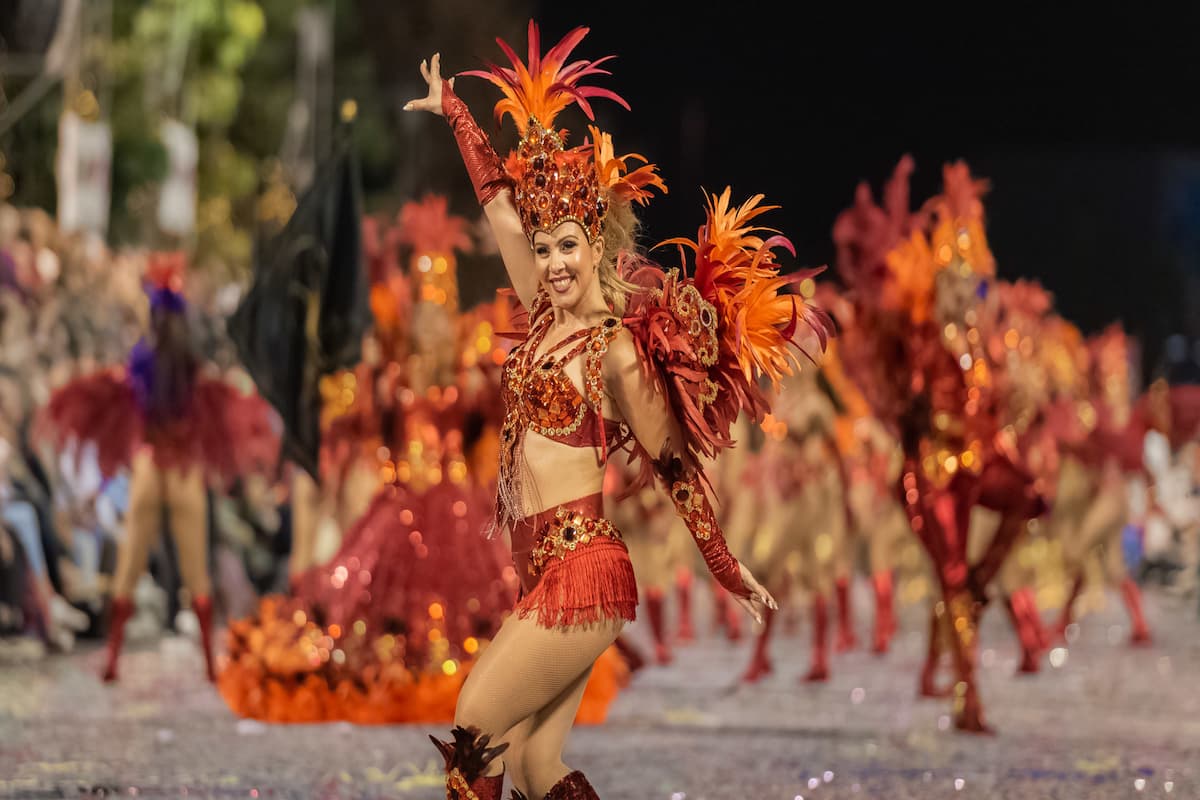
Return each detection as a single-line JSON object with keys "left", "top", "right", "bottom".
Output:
{"left": 403, "top": 53, "right": 539, "bottom": 309}
{"left": 603, "top": 329, "right": 776, "bottom": 623}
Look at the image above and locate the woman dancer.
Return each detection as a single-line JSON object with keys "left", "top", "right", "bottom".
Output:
{"left": 831, "top": 159, "right": 1047, "bottom": 732}
{"left": 404, "top": 23, "right": 830, "bottom": 798}
{"left": 817, "top": 296, "right": 907, "bottom": 655}
{"left": 1051, "top": 325, "right": 1150, "bottom": 644}
{"left": 740, "top": 363, "right": 847, "bottom": 683}
{"left": 39, "top": 252, "right": 278, "bottom": 682}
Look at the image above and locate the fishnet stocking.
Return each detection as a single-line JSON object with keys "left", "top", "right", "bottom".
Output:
{"left": 454, "top": 613, "right": 622, "bottom": 797}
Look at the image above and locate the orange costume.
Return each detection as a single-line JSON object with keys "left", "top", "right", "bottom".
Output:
{"left": 832, "top": 159, "right": 1048, "bottom": 733}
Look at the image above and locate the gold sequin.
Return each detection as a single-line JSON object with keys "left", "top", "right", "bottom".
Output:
{"left": 529, "top": 505, "right": 623, "bottom": 575}
{"left": 496, "top": 299, "right": 624, "bottom": 525}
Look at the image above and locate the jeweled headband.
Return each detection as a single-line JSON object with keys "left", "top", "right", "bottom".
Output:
{"left": 462, "top": 21, "right": 666, "bottom": 242}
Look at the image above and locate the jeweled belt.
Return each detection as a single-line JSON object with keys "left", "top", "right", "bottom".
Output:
{"left": 528, "top": 504, "right": 623, "bottom": 577}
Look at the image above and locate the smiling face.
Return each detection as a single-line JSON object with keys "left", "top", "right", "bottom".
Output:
{"left": 532, "top": 222, "right": 605, "bottom": 314}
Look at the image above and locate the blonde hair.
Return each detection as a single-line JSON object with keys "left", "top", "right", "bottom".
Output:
{"left": 596, "top": 197, "right": 642, "bottom": 317}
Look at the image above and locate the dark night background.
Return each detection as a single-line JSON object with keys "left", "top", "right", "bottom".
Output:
{"left": 4, "top": 1, "right": 1198, "bottom": 385}
{"left": 515, "top": 2, "right": 1200, "bottom": 387}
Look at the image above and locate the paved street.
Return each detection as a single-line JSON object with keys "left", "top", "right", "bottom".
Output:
{"left": 2, "top": 587, "right": 1197, "bottom": 799}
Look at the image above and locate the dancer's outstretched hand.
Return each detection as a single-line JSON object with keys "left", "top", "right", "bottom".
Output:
{"left": 403, "top": 52, "right": 453, "bottom": 116}
{"left": 732, "top": 562, "right": 777, "bottom": 625}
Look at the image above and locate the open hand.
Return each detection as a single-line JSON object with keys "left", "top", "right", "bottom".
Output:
{"left": 732, "top": 562, "right": 777, "bottom": 625}
{"left": 402, "top": 52, "right": 454, "bottom": 116}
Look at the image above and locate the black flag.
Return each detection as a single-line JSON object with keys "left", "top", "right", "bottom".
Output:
{"left": 228, "top": 126, "right": 372, "bottom": 480}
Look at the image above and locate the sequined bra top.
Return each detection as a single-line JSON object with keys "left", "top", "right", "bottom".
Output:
{"left": 495, "top": 302, "right": 628, "bottom": 529}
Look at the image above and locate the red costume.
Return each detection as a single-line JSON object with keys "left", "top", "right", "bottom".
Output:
{"left": 36, "top": 252, "right": 279, "bottom": 683}
{"left": 39, "top": 253, "right": 278, "bottom": 485}
{"left": 832, "top": 160, "right": 1049, "bottom": 733}
{"left": 425, "top": 22, "right": 833, "bottom": 799}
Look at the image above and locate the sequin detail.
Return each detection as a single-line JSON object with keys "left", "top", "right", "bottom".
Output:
{"left": 447, "top": 769, "right": 481, "bottom": 800}
{"left": 529, "top": 505, "right": 623, "bottom": 577}
{"left": 512, "top": 120, "right": 609, "bottom": 243}
{"left": 669, "top": 476, "right": 715, "bottom": 541}
{"left": 495, "top": 297, "right": 624, "bottom": 529}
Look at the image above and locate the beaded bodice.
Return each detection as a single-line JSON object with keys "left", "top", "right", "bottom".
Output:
{"left": 494, "top": 304, "right": 626, "bottom": 529}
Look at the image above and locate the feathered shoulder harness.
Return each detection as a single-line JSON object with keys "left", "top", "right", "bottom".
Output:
{"left": 620, "top": 192, "right": 832, "bottom": 486}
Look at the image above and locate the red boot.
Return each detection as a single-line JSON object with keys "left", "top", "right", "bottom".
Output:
{"left": 871, "top": 570, "right": 896, "bottom": 655}
{"left": 803, "top": 594, "right": 830, "bottom": 682}
{"left": 430, "top": 726, "right": 508, "bottom": 800}
{"left": 192, "top": 595, "right": 218, "bottom": 682}
{"left": 1005, "top": 588, "right": 1042, "bottom": 674}
{"left": 674, "top": 567, "right": 695, "bottom": 643}
{"left": 1014, "top": 587, "right": 1050, "bottom": 654}
{"left": 100, "top": 596, "right": 135, "bottom": 683}
{"left": 741, "top": 607, "right": 775, "bottom": 683}
{"left": 541, "top": 770, "right": 600, "bottom": 799}
{"left": 834, "top": 575, "right": 858, "bottom": 652}
{"left": 1120, "top": 578, "right": 1152, "bottom": 645}
{"left": 645, "top": 588, "right": 672, "bottom": 665}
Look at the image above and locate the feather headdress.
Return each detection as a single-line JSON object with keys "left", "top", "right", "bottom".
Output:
{"left": 462, "top": 21, "right": 665, "bottom": 241}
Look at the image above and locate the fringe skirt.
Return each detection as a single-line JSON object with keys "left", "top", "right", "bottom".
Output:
{"left": 509, "top": 493, "right": 638, "bottom": 629}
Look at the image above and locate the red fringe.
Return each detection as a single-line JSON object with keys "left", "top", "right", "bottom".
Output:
{"left": 515, "top": 540, "right": 638, "bottom": 629}
{"left": 190, "top": 380, "right": 281, "bottom": 484}
{"left": 38, "top": 370, "right": 140, "bottom": 478}
{"left": 37, "top": 371, "right": 278, "bottom": 485}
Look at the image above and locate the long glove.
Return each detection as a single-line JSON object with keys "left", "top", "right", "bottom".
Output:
{"left": 654, "top": 454, "right": 749, "bottom": 598}
{"left": 441, "top": 81, "right": 510, "bottom": 206}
